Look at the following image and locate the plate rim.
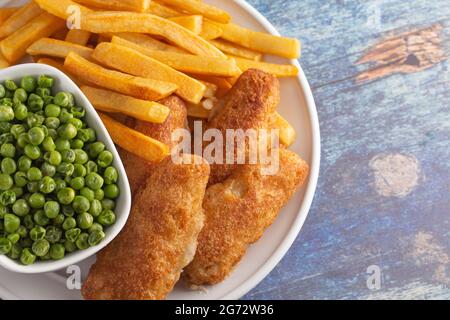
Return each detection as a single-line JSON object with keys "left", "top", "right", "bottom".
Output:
{"left": 219, "top": 0, "right": 321, "bottom": 300}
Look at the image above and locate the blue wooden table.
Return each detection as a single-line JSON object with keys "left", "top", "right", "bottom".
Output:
{"left": 244, "top": 0, "right": 450, "bottom": 300}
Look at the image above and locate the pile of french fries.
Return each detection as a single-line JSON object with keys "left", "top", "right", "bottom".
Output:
{"left": 0, "top": 0, "right": 301, "bottom": 163}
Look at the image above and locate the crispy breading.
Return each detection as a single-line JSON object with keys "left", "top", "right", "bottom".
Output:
{"left": 82, "top": 154, "right": 210, "bottom": 300}
{"left": 206, "top": 69, "right": 280, "bottom": 185}
{"left": 118, "top": 95, "right": 187, "bottom": 192}
{"left": 183, "top": 148, "right": 309, "bottom": 285}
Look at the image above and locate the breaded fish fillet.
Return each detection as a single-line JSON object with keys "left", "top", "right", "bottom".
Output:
{"left": 82, "top": 154, "right": 210, "bottom": 300}
{"left": 183, "top": 149, "right": 309, "bottom": 285}
{"left": 206, "top": 69, "right": 280, "bottom": 185}
{"left": 118, "top": 95, "right": 187, "bottom": 192}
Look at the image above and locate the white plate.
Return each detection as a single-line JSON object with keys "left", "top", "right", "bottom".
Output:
{"left": 0, "top": 0, "right": 320, "bottom": 300}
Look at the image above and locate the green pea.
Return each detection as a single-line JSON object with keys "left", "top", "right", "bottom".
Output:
{"left": 70, "top": 138, "right": 84, "bottom": 149}
{"left": 73, "top": 196, "right": 90, "bottom": 214}
{"left": 39, "top": 176, "right": 56, "bottom": 194}
{"left": 47, "top": 128, "right": 57, "bottom": 140}
{"left": 75, "top": 233, "right": 89, "bottom": 250}
{"left": 68, "top": 118, "right": 83, "bottom": 130}
{"left": 48, "top": 150, "right": 62, "bottom": 166}
{"left": 103, "top": 184, "right": 119, "bottom": 199}
{"left": 34, "top": 210, "right": 49, "bottom": 226}
{"left": 89, "top": 199, "right": 102, "bottom": 217}
{"left": 0, "top": 97, "right": 13, "bottom": 106}
{"left": 104, "top": 166, "right": 118, "bottom": 184}
{"left": 18, "top": 156, "right": 32, "bottom": 172}
{"left": 44, "top": 104, "right": 61, "bottom": 117}
{"left": 37, "top": 75, "right": 54, "bottom": 88}
{"left": 0, "top": 204, "right": 8, "bottom": 218}
{"left": 74, "top": 149, "right": 88, "bottom": 164}
{"left": 97, "top": 150, "right": 113, "bottom": 168}
{"left": 4, "top": 80, "right": 17, "bottom": 91}
{"left": 45, "top": 226, "right": 62, "bottom": 244}
{"left": 23, "top": 214, "right": 34, "bottom": 229}
{"left": 93, "top": 189, "right": 104, "bottom": 201}
{"left": 54, "top": 92, "right": 71, "bottom": 107}
{"left": 97, "top": 210, "right": 116, "bottom": 226}
{"left": 0, "top": 143, "right": 16, "bottom": 158}
{"left": 88, "top": 230, "right": 105, "bottom": 247}
{"left": 80, "top": 187, "right": 94, "bottom": 202}
{"left": 0, "top": 84, "right": 5, "bottom": 98}
{"left": 101, "top": 198, "right": 115, "bottom": 210}
{"left": 0, "top": 190, "right": 16, "bottom": 206}
{"left": 64, "top": 240, "right": 77, "bottom": 253}
{"left": 88, "top": 222, "right": 103, "bottom": 234}
{"left": 57, "top": 187, "right": 75, "bottom": 205}
{"left": 7, "top": 233, "right": 20, "bottom": 244}
{"left": 39, "top": 251, "right": 51, "bottom": 261}
{"left": 65, "top": 228, "right": 81, "bottom": 242}
{"left": 61, "top": 149, "right": 76, "bottom": 163}
{"left": 12, "top": 199, "right": 30, "bottom": 217}
{"left": 59, "top": 108, "right": 73, "bottom": 123}
{"left": 85, "top": 172, "right": 104, "bottom": 190}
{"left": 62, "top": 216, "right": 76, "bottom": 231}
{"left": 49, "top": 243, "right": 65, "bottom": 260}
{"left": 36, "top": 87, "right": 50, "bottom": 98}
{"left": 55, "top": 138, "right": 70, "bottom": 152}
{"left": 20, "top": 248, "right": 36, "bottom": 265}
{"left": 43, "top": 201, "right": 60, "bottom": 219}
{"left": 44, "top": 116, "right": 60, "bottom": 130}
{"left": 0, "top": 237, "right": 12, "bottom": 255}
{"left": 0, "top": 132, "right": 13, "bottom": 144}
{"left": 17, "top": 132, "right": 29, "bottom": 148}
{"left": 21, "top": 76, "right": 36, "bottom": 92}
{"left": 29, "top": 193, "right": 45, "bottom": 209}
{"left": 56, "top": 162, "right": 74, "bottom": 177}
{"left": 10, "top": 124, "right": 26, "bottom": 139}
{"left": 13, "top": 88, "right": 27, "bottom": 103}
{"left": 1, "top": 157, "right": 16, "bottom": 174}
{"left": 54, "top": 178, "right": 66, "bottom": 192}
{"left": 14, "top": 103, "right": 28, "bottom": 120}
{"left": 70, "top": 177, "right": 84, "bottom": 190}
{"left": 41, "top": 162, "right": 56, "bottom": 177}
{"left": 7, "top": 243, "right": 22, "bottom": 259}
{"left": 73, "top": 163, "right": 86, "bottom": 177}
{"left": 28, "top": 126, "right": 45, "bottom": 145}
{"left": 70, "top": 106, "right": 84, "bottom": 118}
{"left": 32, "top": 239, "right": 50, "bottom": 257}
{"left": 27, "top": 167, "right": 42, "bottom": 181}
{"left": 27, "top": 112, "right": 44, "bottom": 128}
{"left": 17, "top": 225, "right": 27, "bottom": 238}
{"left": 0, "top": 173, "right": 13, "bottom": 190}
{"left": 24, "top": 144, "right": 41, "bottom": 160}
{"left": 52, "top": 213, "right": 65, "bottom": 225}
{"left": 62, "top": 205, "right": 74, "bottom": 217}
{"left": 58, "top": 123, "right": 77, "bottom": 140}
{"left": 27, "top": 181, "right": 39, "bottom": 193}
{"left": 76, "top": 128, "right": 91, "bottom": 142}
{"left": 28, "top": 93, "right": 44, "bottom": 112}
{"left": 0, "top": 105, "right": 14, "bottom": 121}
{"left": 42, "top": 136, "right": 55, "bottom": 152}
{"left": 4, "top": 214, "right": 20, "bottom": 233}
{"left": 30, "top": 226, "right": 46, "bottom": 241}
{"left": 85, "top": 161, "right": 97, "bottom": 174}
{"left": 88, "top": 142, "right": 105, "bottom": 158}
{"left": 11, "top": 186, "right": 23, "bottom": 198}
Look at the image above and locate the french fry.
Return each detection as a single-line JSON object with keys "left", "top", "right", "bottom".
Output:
{"left": 146, "top": 1, "right": 179, "bottom": 18}
{"left": 109, "top": 32, "right": 186, "bottom": 54}
{"left": 199, "top": 81, "right": 218, "bottom": 98}
{"left": 51, "top": 27, "right": 69, "bottom": 41}
{"left": 157, "top": 0, "right": 230, "bottom": 24}
{"left": 169, "top": 15, "right": 202, "bottom": 35}
{"left": 273, "top": 113, "right": 297, "bottom": 147}
{"left": 111, "top": 36, "right": 241, "bottom": 77}
{"left": 34, "top": 0, "right": 92, "bottom": 20}
{"left": 38, "top": 57, "right": 85, "bottom": 86}
{"left": 0, "top": 13, "right": 65, "bottom": 63}
{"left": 81, "top": 85, "right": 170, "bottom": 123}
{"left": 92, "top": 42, "right": 206, "bottom": 104}
{"left": 200, "top": 20, "right": 223, "bottom": 40}
{"left": 27, "top": 38, "right": 94, "bottom": 60}
{"left": 190, "top": 74, "right": 232, "bottom": 97}
{"left": 186, "top": 101, "right": 211, "bottom": 119}
{"left": 80, "top": 12, "right": 226, "bottom": 58}
{"left": 210, "top": 38, "right": 262, "bottom": 61}
{"left": 214, "top": 22, "right": 301, "bottom": 59}
{"left": 0, "top": 7, "right": 19, "bottom": 26}
{"left": 65, "top": 29, "right": 91, "bottom": 45}
{"left": 230, "top": 56, "right": 299, "bottom": 77}
{"left": 99, "top": 112, "right": 170, "bottom": 163}
{"left": 0, "top": 51, "right": 10, "bottom": 69}
{"left": 64, "top": 52, "right": 178, "bottom": 101}
{"left": 72, "top": 0, "right": 150, "bottom": 12}
{"left": 0, "top": 2, "right": 43, "bottom": 39}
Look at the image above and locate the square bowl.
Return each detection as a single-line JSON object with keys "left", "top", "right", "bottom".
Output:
{"left": 0, "top": 63, "right": 132, "bottom": 274}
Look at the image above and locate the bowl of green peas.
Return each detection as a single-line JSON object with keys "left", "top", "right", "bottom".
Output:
{"left": 0, "top": 63, "right": 131, "bottom": 273}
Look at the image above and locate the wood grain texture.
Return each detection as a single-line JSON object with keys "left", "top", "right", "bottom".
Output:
{"left": 243, "top": 0, "right": 450, "bottom": 300}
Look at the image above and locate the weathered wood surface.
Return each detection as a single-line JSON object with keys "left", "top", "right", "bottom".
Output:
{"left": 244, "top": 0, "right": 450, "bottom": 300}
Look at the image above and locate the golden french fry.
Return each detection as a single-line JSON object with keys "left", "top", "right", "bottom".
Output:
{"left": 190, "top": 74, "right": 232, "bottom": 97}
{"left": 72, "top": 0, "right": 150, "bottom": 12}
{"left": 200, "top": 20, "right": 223, "bottom": 40}
{"left": 65, "top": 29, "right": 91, "bottom": 46}
{"left": 231, "top": 56, "right": 298, "bottom": 77}
{"left": 186, "top": 101, "right": 210, "bottom": 119}
{"left": 0, "top": 7, "right": 20, "bottom": 26}
{"left": 157, "top": 0, "right": 230, "bottom": 23}
{"left": 0, "top": 2, "right": 43, "bottom": 39}
{"left": 210, "top": 38, "right": 262, "bottom": 61}
{"left": 92, "top": 42, "right": 206, "bottom": 104}
{"left": 169, "top": 15, "right": 202, "bottom": 35}
{"left": 273, "top": 113, "right": 297, "bottom": 146}
{"left": 64, "top": 52, "right": 177, "bottom": 101}
{"left": 0, "top": 51, "right": 10, "bottom": 69}
{"left": 146, "top": 1, "right": 179, "bottom": 18}
{"left": 38, "top": 57, "right": 85, "bottom": 85}
{"left": 80, "top": 12, "right": 226, "bottom": 58}
{"left": 111, "top": 36, "right": 240, "bottom": 77}
{"left": 199, "top": 81, "right": 218, "bottom": 98}
{"left": 51, "top": 27, "right": 69, "bottom": 41}
{"left": 0, "top": 13, "right": 64, "bottom": 62}
{"left": 81, "top": 85, "right": 170, "bottom": 123}
{"left": 99, "top": 112, "right": 170, "bottom": 163}
{"left": 214, "top": 22, "right": 301, "bottom": 59}
{"left": 34, "top": 0, "right": 92, "bottom": 20}
{"left": 27, "top": 38, "right": 94, "bottom": 60}
{"left": 109, "top": 32, "right": 186, "bottom": 54}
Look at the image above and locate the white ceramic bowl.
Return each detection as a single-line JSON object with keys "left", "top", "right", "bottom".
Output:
{"left": 0, "top": 63, "right": 132, "bottom": 274}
